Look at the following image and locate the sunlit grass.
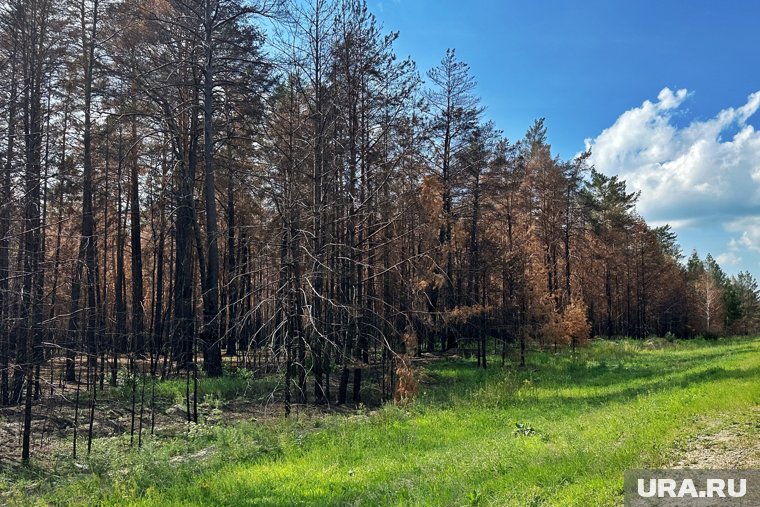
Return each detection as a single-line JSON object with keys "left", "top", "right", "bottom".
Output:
{"left": 4, "top": 337, "right": 760, "bottom": 506}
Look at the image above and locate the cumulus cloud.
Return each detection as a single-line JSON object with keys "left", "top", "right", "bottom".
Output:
{"left": 725, "top": 216, "right": 760, "bottom": 253}
{"left": 585, "top": 88, "right": 760, "bottom": 222}
{"left": 716, "top": 251, "right": 742, "bottom": 266}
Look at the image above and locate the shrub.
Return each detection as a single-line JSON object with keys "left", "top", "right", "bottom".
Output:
{"left": 702, "top": 331, "right": 720, "bottom": 341}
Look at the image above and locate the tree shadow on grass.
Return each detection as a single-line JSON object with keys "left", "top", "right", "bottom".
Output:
{"left": 531, "top": 363, "right": 760, "bottom": 409}
{"left": 420, "top": 340, "right": 760, "bottom": 410}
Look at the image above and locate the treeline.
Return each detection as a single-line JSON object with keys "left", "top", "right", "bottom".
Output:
{"left": 0, "top": 0, "right": 758, "bottom": 462}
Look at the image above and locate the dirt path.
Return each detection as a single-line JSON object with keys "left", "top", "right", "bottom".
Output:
{"left": 670, "top": 406, "right": 760, "bottom": 469}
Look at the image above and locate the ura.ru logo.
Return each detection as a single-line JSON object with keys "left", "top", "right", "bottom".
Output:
{"left": 637, "top": 478, "right": 746, "bottom": 499}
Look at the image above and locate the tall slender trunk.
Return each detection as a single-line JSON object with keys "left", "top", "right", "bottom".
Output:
{"left": 0, "top": 35, "right": 17, "bottom": 406}
{"left": 114, "top": 127, "right": 127, "bottom": 383}
{"left": 129, "top": 119, "right": 145, "bottom": 355}
{"left": 81, "top": 0, "right": 100, "bottom": 377}
{"left": 200, "top": 0, "right": 222, "bottom": 377}
{"left": 151, "top": 154, "right": 167, "bottom": 372}
{"left": 225, "top": 174, "right": 237, "bottom": 356}
{"left": 20, "top": 0, "right": 48, "bottom": 459}
{"left": 311, "top": 19, "right": 326, "bottom": 404}
{"left": 172, "top": 84, "right": 200, "bottom": 370}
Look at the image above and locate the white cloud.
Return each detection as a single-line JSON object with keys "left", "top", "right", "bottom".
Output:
{"left": 649, "top": 217, "right": 698, "bottom": 229}
{"left": 656, "top": 87, "right": 689, "bottom": 110}
{"left": 585, "top": 88, "right": 760, "bottom": 222}
{"left": 716, "top": 251, "right": 742, "bottom": 266}
{"left": 725, "top": 216, "right": 760, "bottom": 253}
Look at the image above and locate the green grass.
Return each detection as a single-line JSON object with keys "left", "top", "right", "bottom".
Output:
{"left": 4, "top": 337, "right": 760, "bottom": 506}
{"left": 108, "top": 368, "right": 280, "bottom": 405}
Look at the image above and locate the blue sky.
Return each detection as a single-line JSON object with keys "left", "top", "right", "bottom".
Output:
{"left": 371, "top": 0, "right": 760, "bottom": 276}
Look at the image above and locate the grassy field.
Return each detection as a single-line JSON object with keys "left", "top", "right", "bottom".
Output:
{"left": 3, "top": 337, "right": 760, "bottom": 506}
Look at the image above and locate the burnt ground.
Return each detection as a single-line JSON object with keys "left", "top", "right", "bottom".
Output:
{"left": 0, "top": 353, "right": 410, "bottom": 468}
{"left": 0, "top": 385, "right": 255, "bottom": 468}
{"left": 0, "top": 383, "right": 379, "bottom": 469}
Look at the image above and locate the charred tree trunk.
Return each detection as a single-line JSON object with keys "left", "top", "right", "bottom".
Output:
{"left": 129, "top": 120, "right": 146, "bottom": 357}
{"left": 200, "top": 0, "right": 222, "bottom": 377}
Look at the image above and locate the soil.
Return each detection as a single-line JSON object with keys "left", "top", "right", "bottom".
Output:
{"left": 0, "top": 358, "right": 393, "bottom": 468}
{"left": 670, "top": 406, "right": 760, "bottom": 469}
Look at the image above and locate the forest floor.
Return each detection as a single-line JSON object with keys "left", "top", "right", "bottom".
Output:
{"left": 1, "top": 337, "right": 759, "bottom": 506}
